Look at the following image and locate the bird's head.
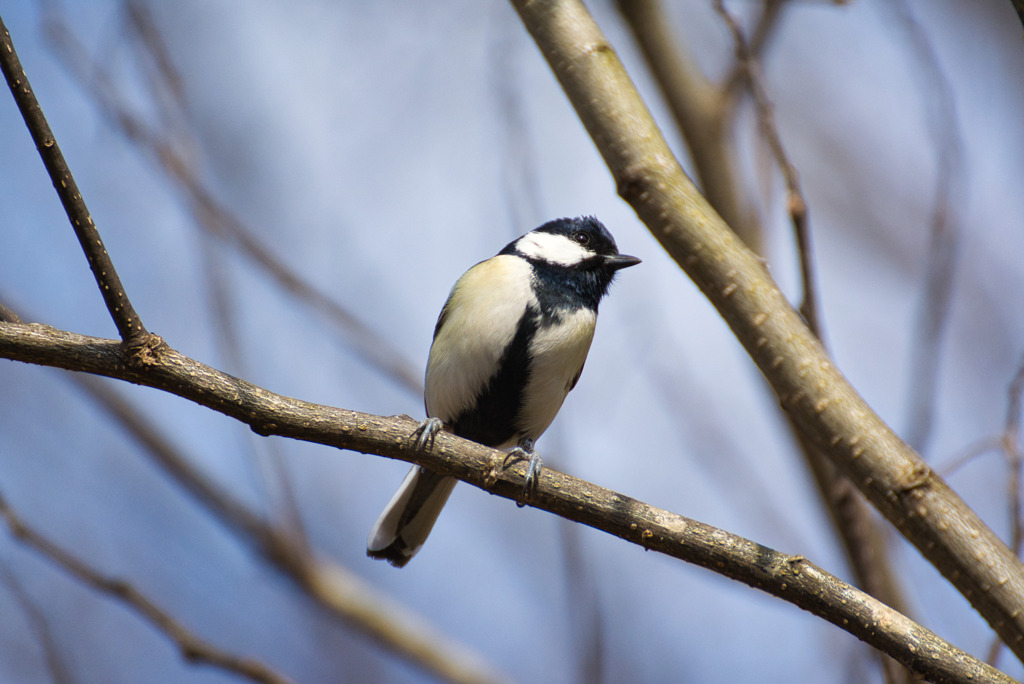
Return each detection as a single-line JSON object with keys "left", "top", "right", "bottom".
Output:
{"left": 504, "top": 216, "right": 641, "bottom": 274}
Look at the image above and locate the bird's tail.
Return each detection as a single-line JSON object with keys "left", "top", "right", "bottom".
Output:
{"left": 366, "top": 465, "right": 457, "bottom": 567}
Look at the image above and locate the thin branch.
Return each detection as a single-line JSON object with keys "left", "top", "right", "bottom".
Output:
{"left": 559, "top": 521, "right": 606, "bottom": 684}
{"left": 509, "top": 0, "right": 1024, "bottom": 661}
{"left": 0, "top": 563, "right": 72, "bottom": 684}
{"left": 0, "top": 491, "right": 293, "bottom": 684}
{"left": 721, "top": 0, "right": 788, "bottom": 97}
{"left": 0, "top": 322, "right": 1013, "bottom": 684}
{"left": 887, "top": 0, "right": 965, "bottom": 455}
{"left": 713, "top": 11, "right": 910, "bottom": 677}
{"left": 614, "top": 17, "right": 904, "bottom": 655}
{"left": 0, "top": 14, "right": 146, "bottom": 345}
{"left": 713, "top": 0, "right": 819, "bottom": 336}
{"left": 41, "top": 9, "right": 423, "bottom": 394}
{"left": 631, "top": 4, "right": 908, "bottom": 681}
{"left": 1004, "top": 354, "right": 1024, "bottom": 556}
{"left": 192, "top": 178, "right": 312, "bottom": 557}
{"left": 123, "top": 0, "right": 186, "bottom": 118}
{"left": 489, "top": 18, "right": 544, "bottom": 232}
{"left": 988, "top": 353, "right": 1024, "bottom": 668}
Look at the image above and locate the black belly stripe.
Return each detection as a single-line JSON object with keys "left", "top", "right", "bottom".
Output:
{"left": 448, "top": 306, "right": 538, "bottom": 447}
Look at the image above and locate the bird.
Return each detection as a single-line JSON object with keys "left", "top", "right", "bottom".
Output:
{"left": 367, "top": 216, "right": 640, "bottom": 567}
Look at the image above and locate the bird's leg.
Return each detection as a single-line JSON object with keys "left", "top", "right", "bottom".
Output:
{"left": 502, "top": 437, "right": 541, "bottom": 507}
{"left": 411, "top": 417, "right": 444, "bottom": 451}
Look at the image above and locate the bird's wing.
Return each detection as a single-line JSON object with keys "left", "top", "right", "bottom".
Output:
{"left": 424, "top": 254, "right": 535, "bottom": 423}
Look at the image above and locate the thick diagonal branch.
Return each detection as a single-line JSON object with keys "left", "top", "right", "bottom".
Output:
{"left": 509, "top": 0, "right": 1024, "bottom": 661}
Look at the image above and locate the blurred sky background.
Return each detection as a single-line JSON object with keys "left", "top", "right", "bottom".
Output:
{"left": 2, "top": 1, "right": 1024, "bottom": 682}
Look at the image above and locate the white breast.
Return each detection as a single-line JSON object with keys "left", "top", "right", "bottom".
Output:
{"left": 424, "top": 255, "right": 535, "bottom": 422}
{"left": 518, "top": 307, "right": 596, "bottom": 441}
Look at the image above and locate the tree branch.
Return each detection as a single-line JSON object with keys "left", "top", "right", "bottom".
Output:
{"left": 620, "top": 7, "right": 910, "bottom": 655}
{"left": 0, "top": 14, "right": 146, "bottom": 345}
{"left": 616, "top": 0, "right": 761, "bottom": 249}
{"left": 712, "top": 0, "right": 819, "bottom": 336}
{"left": 1, "top": 288, "right": 505, "bottom": 684}
{"left": 0, "top": 321, "right": 1012, "bottom": 684}
{"left": 60, "top": 362, "right": 509, "bottom": 684}
{"left": 0, "top": 563, "right": 71, "bottom": 684}
{"left": 711, "top": 8, "right": 909, "bottom": 682}
{"left": 888, "top": 0, "right": 964, "bottom": 455}
{"left": 0, "top": 491, "right": 292, "bottom": 684}
{"left": 510, "top": 0, "right": 1024, "bottom": 661}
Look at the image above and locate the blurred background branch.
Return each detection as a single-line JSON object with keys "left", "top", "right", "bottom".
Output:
{"left": 0, "top": 491, "right": 293, "bottom": 684}
{"left": 41, "top": 3, "right": 423, "bottom": 396}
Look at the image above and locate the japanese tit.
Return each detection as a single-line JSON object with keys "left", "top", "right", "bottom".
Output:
{"left": 367, "top": 216, "right": 640, "bottom": 567}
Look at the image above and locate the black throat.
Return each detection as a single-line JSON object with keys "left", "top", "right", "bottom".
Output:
{"left": 525, "top": 256, "right": 614, "bottom": 318}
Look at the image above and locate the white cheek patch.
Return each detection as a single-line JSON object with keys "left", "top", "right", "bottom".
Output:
{"left": 516, "top": 232, "right": 592, "bottom": 266}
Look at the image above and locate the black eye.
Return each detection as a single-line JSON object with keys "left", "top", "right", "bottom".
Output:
{"left": 573, "top": 231, "right": 591, "bottom": 247}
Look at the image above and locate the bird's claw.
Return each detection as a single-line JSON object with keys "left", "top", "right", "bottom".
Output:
{"left": 411, "top": 417, "right": 444, "bottom": 451}
{"left": 503, "top": 439, "right": 541, "bottom": 507}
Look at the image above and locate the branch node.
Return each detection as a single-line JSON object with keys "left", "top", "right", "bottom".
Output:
{"left": 124, "top": 333, "right": 167, "bottom": 368}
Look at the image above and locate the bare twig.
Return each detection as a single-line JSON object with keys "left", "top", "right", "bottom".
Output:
{"left": 711, "top": 7, "right": 908, "bottom": 681}
{"left": 0, "top": 322, "right": 1014, "bottom": 684}
{"left": 489, "top": 19, "right": 544, "bottom": 233}
{"left": 0, "top": 563, "right": 71, "bottom": 684}
{"left": 184, "top": 153, "right": 312, "bottom": 555}
{"left": 987, "top": 353, "right": 1024, "bottom": 667}
{"left": 509, "top": 0, "right": 1024, "bottom": 661}
{"left": 1004, "top": 355, "right": 1024, "bottom": 556}
{"left": 713, "top": 0, "right": 819, "bottom": 336}
{"left": 0, "top": 491, "right": 293, "bottom": 684}
{"left": 614, "top": 19, "right": 902, "bottom": 656}
{"left": 558, "top": 521, "right": 605, "bottom": 684}
{"left": 721, "top": 0, "right": 789, "bottom": 96}
{"left": 886, "top": 0, "right": 965, "bottom": 455}
{"left": 0, "top": 14, "right": 147, "bottom": 345}
{"left": 616, "top": 0, "right": 761, "bottom": 249}
{"left": 123, "top": 0, "right": 187, "bottom": 117}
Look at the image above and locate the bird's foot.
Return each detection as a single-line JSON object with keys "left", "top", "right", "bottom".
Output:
{"left": 411, "top": 417, "right": 444, "bottom": 451}
{"left": 503, "top": 438, "right": 541, "bottom": 507}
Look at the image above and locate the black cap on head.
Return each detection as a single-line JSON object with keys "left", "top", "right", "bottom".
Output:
{"left": 534, "top": 216, "right": 623, "bottom": 259}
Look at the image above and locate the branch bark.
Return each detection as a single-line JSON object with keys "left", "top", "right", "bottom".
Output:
{"left": 0, "top": 14, "right": 146, "bottom": 345}
{"left": 0, "top": 321, "right": 1012, "bottom": 684}
{"left": 618, "top": 9, "right": 910, "bottom": 654}
{"left": 510, "top": 0, "right": 1024, "bottom": 662}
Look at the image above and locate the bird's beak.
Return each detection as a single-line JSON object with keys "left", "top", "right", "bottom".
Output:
{"left": 604, "top": 254, "right": 642, "bottom": 271}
